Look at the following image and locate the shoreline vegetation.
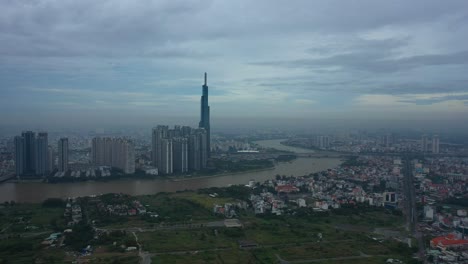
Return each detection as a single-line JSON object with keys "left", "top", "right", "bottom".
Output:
{"left": 168, "top": 166, "right": 276, "bottom": 182}
{"left": 279, "top": 139, "right": 320, "bottom": 151}
{"left": 11, "top": 154, "right": 300, "bottom": 184}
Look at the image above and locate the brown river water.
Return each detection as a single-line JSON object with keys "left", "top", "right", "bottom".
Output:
{"left": 0, "top": 139, "right": 341, "bottom": 203}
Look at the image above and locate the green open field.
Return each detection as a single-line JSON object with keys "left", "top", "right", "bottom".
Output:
{"left": 0, "top": 203, "right": 64, "bottom": 233}
{"left": 0, "top": 190, "right": 415, "bottom": 264}
{"left": 152, "top": 249, "right": 255, "bottom": 264}
{"left": 139, "top": 229, "right": 235, "bottom": 252}
{"left": 171, "top": 192, "right": 238, "bottom": 210}
{"left": 84, "top": 253, "right": 139, "bottom": 264}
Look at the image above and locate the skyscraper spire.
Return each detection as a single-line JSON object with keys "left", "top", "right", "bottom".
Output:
{"left": 199, "top": 72, "right": 210, "bottom": 157}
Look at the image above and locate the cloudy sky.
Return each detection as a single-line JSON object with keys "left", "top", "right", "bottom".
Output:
{"left": 1, "top": 0, "right": 468, "bottom": 129}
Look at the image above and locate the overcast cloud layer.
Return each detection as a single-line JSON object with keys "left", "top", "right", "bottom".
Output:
{"left": 1, "top": 0, "right": 468, "bottom": 129}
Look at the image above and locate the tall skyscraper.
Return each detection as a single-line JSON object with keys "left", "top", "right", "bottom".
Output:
{"left": 197, "top": 129, "right": 208, "bottom": 168}
{"left": 199, "top": 72, "right": 211, "bottom": 157}
{"left": 432, "top": 135, "right": 439, "bottom": 154}
{"left": 58, "top": 138, "right": 69, "bottom": 172}
{"left": 92, "top": 137, "right": 135, "bottom": 174}
{"left": 35, "top": 132, "right": 49, "bottom": 176}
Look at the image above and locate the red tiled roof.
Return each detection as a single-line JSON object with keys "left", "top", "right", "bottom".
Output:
{"left": 431, "top": 234, "right": 468, "bottom": 248}
{"left": 275, "top": 185, "right": 299, "bottom": 193}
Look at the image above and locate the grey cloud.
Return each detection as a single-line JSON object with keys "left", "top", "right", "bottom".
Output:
{"left": 306, "top": 38, "right": 408, "bottom": 56}
{"left": 248, "top": 75, "right": 468, "bottom": 96}
{"left": 1, "top": 0, "right": 468, "bottom": 126}
{"left": 253, "top": 49, "right": 468, "bottom": 73}
{"left": 1, "top": 0, "right": 468, "bottom": 59}
{"left": 398, "top": 94, "right": 468, "bottom": 105}
{"left": 0, "top": 0, "right": 210, "bottom": 58}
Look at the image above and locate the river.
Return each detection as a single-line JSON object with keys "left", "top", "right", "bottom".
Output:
{"left": 0, "top": 139, "right": 341, "bottom": 203}
{"left": 253, "top": 139, "right": 314, "bottom": 153}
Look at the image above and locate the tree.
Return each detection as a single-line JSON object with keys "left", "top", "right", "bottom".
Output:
{"left": 42, "top": 198, "right": 65, "bottom": 208}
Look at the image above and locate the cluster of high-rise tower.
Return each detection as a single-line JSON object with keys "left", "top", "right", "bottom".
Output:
{"left": 152, "top": 125, "right": 208, "bottom": 174}
{"left": 14, "top": 73, "right": 211, "bottom": 177}
{"left": 91, "top": 137, "right": 135, "bottom": 174}
{"left": 14, "top": 131, "right": 69, "bottom": 177}
{"left": 151, "top": 73, "right": 211, "bottom": 174}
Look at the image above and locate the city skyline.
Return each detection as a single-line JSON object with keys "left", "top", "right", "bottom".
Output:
{"left": 0, "top": 2, "right": 467, "bottom": 262}
{"left": 1, "top": 0, "right": 468, "bottom": 130}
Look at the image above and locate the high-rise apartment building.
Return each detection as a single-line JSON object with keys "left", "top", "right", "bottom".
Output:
{"left": 188, "top": 133, "right": 201, "bottom": 171}
{"left": 58, "top": 138, "right": 69, "bottom": 172}
{"left": 152, "top": 125, "right": 169, "bottom": 169}
{"left": 92, "top": 137, "right": 135, "bottom": 174}
{"left": 35, "top": 132, "right": 49, "bottom": 175}
{"left": 152, "top": 125, "right": 207, "bottom": 174}
{"left": 160, "top": 139, "right": 173, "bottom": 174}
{"left": 14, "top": 131, "right": 50, "bottom": 177}
{"left": 14, "top": 136, "right": 24, "bottom": 177}
{"left": 22, "top": 131, "right": 36, "bottom": 176}
{"left": 48, "top": 146, "right": 55, "bottom": 172}
{"left": 173, "top": 137, "right": 188, "bottom": 173}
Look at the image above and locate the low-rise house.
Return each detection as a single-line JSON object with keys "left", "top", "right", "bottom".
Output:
{"left": 430, "top": 233, "right": 468, "bottom": 250}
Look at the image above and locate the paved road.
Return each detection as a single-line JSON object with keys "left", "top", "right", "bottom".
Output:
{"left": 403, "top": 156, "right": 425, "bottom": 263}
{"left": 275, "top": 251, "right": 388, "bottom": 264}
{"left": 0, "top": 223, "right": 12, "bottom": 233}
{"left": 133, "top": 232, "right": 152, "bottom": 264}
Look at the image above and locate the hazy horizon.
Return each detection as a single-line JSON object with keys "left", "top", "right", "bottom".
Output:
{"left": 2, "top": 0, "right": 468, "bottom": 130}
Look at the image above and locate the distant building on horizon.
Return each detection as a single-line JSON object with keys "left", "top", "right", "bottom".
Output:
{"left": 58, "top": 138, "right": 69, "bottom": 172}
{"left": 421, "top": 134, "right": 428, "bottom": 152}
{"left": 432, "top": 135, "right": 439, "bottom": 154}
{"left": 381, "top": 133, "right": 396, "bottom": 147}
{"left": 318, "top": 135, "right": 330, "bottom": 149}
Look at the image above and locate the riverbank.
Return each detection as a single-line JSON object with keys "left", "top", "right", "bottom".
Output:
{"left": 0, "top": 157, "right": 342, "bottom": 203}
{"left": 167, "top": 166, "right": 277, "bottom": 182}
{"left": 11, "top": 161, "right": 278, "bottom": 184}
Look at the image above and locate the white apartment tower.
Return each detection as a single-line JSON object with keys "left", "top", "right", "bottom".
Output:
{"left": 58, "top": 138, "right": 69, "bottom": 172}
{"left": 92, "top": 137, "right": 135, "bottom": 174}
